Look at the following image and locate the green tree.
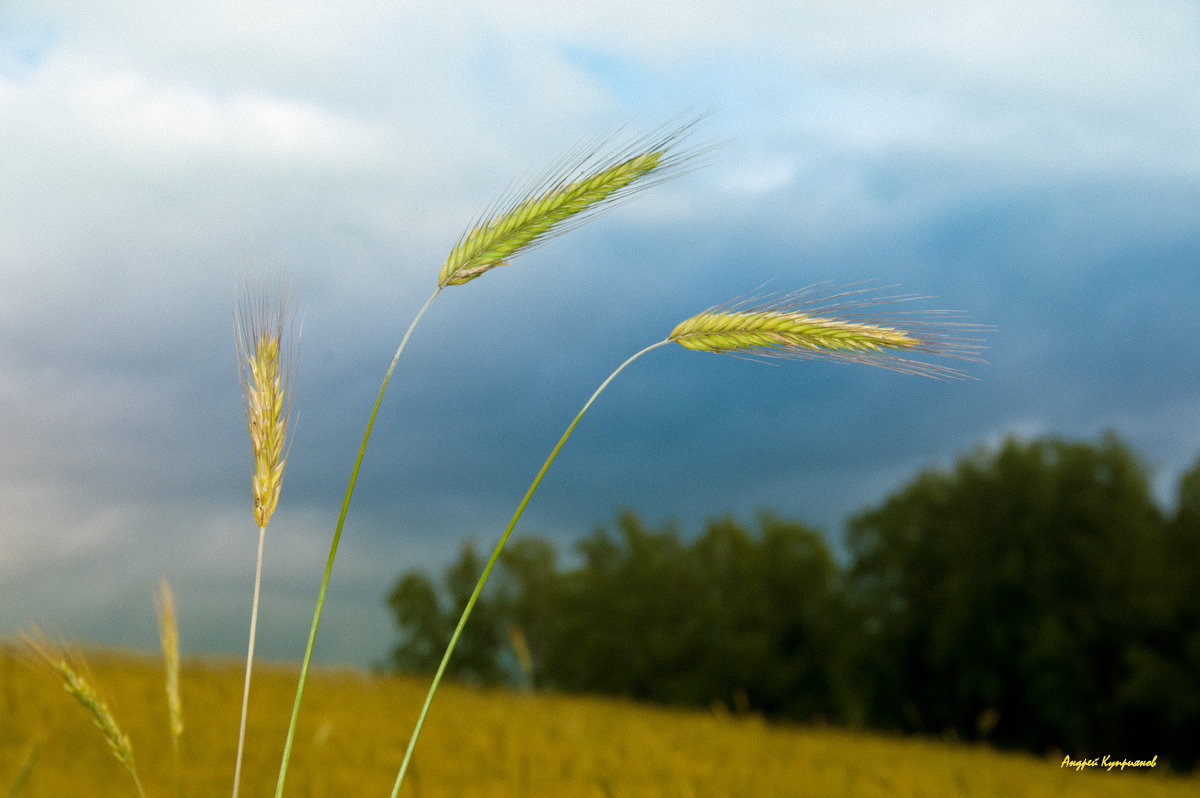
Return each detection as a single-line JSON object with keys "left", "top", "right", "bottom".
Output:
{"left": 386, "top": 542, "right": 507, "bottom": 685}
{"left": 1117, "top": 455, "right": 1200, "bottom": 769}
{"left": 541, "top": 512, "right": 702, "bottom": 701}
{"left": 494, "top": 536, "right": 562, "bottom": 688}
{"left": 538, "top": 511, "right": 845, "bottom": 720}
{"left": 846, "top": 433, "right": 1168, "bottom": 756}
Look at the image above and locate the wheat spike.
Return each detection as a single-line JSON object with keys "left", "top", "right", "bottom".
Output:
{"left": 668, "top": 285, "right": 989, "bottom": 379}
{"left": 22, "top": 628, "right": 145, "bottom": 797}
{"left": 438, "top": 117, "right": 708, "bottom": 287}
{"left": 155, "top": 578, "right": 184, "bottom": 747}
{"left": 235, "top": 269, "right": 297, "bottom": 528}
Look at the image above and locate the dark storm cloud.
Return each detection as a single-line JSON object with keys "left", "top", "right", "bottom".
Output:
{"left": 2, "top": 1, "right": 1198, "bottom": 667}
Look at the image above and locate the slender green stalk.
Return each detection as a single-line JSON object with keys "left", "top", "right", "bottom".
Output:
{"left": 275, "top": 120, "right": 702, "bottom": 796}
{"left": 388, "top": 286, "right": 986, "bottom": 795}
{"left": 389, "top": 339, "right": 670, "bottom": 798}
{"left": 5, "top": 741, "right": 40, "bottom": 798}
{"left": 274, "top": 287, "right": 439, "bottom": 797}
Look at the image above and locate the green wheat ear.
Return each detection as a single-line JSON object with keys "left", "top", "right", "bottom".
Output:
{"left": 669, "top": 284, "right": 988, "bottom": 378}
{"left": 438, "top": 117, "right": 709, "bottom": 287}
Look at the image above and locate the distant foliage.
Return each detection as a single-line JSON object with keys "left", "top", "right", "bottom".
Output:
{"left": 386, "top": 432, "right": 1200, "bottom": 771}
{"left": 847, "top": 433, "right": 1197, "bottom": 767}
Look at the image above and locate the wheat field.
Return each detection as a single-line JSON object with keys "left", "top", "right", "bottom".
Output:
{"left": 1, "top": 644, "right": 1193, "bottom": 798}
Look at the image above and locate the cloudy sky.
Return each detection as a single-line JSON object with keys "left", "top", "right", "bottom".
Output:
{"left": 2, "top": 1, "right": 1198, "bottom": 669}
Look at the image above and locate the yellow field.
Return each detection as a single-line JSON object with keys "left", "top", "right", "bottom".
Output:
{"left": 1, "top": 645, "right": 1193, "bottom": 797}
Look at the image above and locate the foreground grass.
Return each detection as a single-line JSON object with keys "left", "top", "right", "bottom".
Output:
{"left": 1, "top": 645, "right": 1193, "bottom": 798}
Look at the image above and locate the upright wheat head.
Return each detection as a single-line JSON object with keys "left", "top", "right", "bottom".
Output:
{"left": 235, "top": 272, "right": 297, "bottom": 528}
{"left": 155, "top": 578, "right": 183, "bottom": 747}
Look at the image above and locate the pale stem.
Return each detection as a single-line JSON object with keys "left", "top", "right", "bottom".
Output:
{"left": 389, "top": 338, "right": 671, "bottom": 798}
{"left": 232, "top": 523, "right": 267, "bottom": 798}
{"left": 274, "top": 287, "right": 442, "bottom": 798}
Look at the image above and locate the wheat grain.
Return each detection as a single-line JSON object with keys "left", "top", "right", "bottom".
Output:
{"left": 668, "top": 285, "right": 988, "bottom": 378}
{"left": 438, "top": 117, "right": 708, "bottom": 287}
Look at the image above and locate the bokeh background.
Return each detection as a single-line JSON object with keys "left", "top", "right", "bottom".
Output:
{"left": 2, "top": 1, "right": 1198, "bottom": 670}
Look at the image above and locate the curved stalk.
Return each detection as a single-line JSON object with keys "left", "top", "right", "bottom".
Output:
{"left": 389, "top": 338, "right": 670, "bottom": 798}
{"left": 274, "top": 287, "right": 441, "bottom": 798}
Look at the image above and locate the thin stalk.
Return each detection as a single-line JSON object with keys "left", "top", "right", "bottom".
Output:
{"left": 274, "top": 287, "right": 441, "bottom": 798}
{"left": 389, "top": 338, "right": 671, "bottom": 798}
{"left": 231, "top": 525, "right": 266, "bottom": 798}
{"left": 154, "top": 578, "right": 183, "bottom": 798}
{"left": 5, "top": 741, "right": 41, "bottom": 798}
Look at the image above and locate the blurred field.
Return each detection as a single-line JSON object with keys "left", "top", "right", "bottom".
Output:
{"left": 1, "top": 644, "right": 1194, "bottom": 797}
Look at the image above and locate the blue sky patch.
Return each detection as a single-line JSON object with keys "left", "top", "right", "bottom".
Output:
{"left": 0, "top": 20, "right": 55, "bottom": 80}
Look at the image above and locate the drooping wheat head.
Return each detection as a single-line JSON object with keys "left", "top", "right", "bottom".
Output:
{"left": 668, "top": 284, "right": 988, "bottom": 378}
{"left": 235, "top": 271, "right": 296, "bottom": 528}
{"left": 438, "top": 117, "right": 709, "bottom": 287}
{"left": 386, "top": 282, "right": 986, "bottom": 796}
{"left": 23, "top": 627, "right": 145, "bottom": 797}
{"left": 155, "top": 578, "right": 183, "bottom": 748}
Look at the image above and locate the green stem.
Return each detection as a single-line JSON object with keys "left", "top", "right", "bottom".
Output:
{"left": 388, "top": 338, "right": 670, "bottom": 798}
{"left": 6, "top": 740, "right": 41, "bottom": 798}
{"left": 232, "top": 524, "right": 267, "bottom": 798}
{"left": 129, "top": 768, "right": 148, "bottom": 798}
{"left": 274, "top": 287, "right": 441, "bottom": 798}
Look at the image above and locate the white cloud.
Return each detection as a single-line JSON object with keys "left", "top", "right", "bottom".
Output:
{"left": 4, "top": 50, "right": 395, "bottom": 168}
{"left": 67, "top": 69, "right": 394, "bottom": 165}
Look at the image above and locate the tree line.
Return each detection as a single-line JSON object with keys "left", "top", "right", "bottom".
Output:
{"left": 385, "top": 432, "right": 1200, "bottom": 770}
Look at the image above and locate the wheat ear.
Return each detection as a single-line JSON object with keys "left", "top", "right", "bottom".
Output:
{"left": 388, "top": 285, "right": 987, "bottom": 797}
{"left": 274, "top": 119, "right": 706, "bottom": 798}
{"left": 438, "top": 117, "right": 708, "bottom": 287}
{"left": 23, "top": 627, "right": 147, "bottom": 798}
{"left": 154, "top": 579, "right": 183, "bottom": 745}
{"left": 155, "top": 579, "right": 183, "bottom": 797}
{"left": 236, "top": 272, "right": 296, "bottom": 528}
{"left": 234, "top": 268, "right": 296, "bottom": 798}
{"left": 668, "top": 284, "right": 987, "bottom": 378}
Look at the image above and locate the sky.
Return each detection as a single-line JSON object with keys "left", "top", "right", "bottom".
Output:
{"left": 2, "top": 1, "right": 1199, "bottom": 670}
